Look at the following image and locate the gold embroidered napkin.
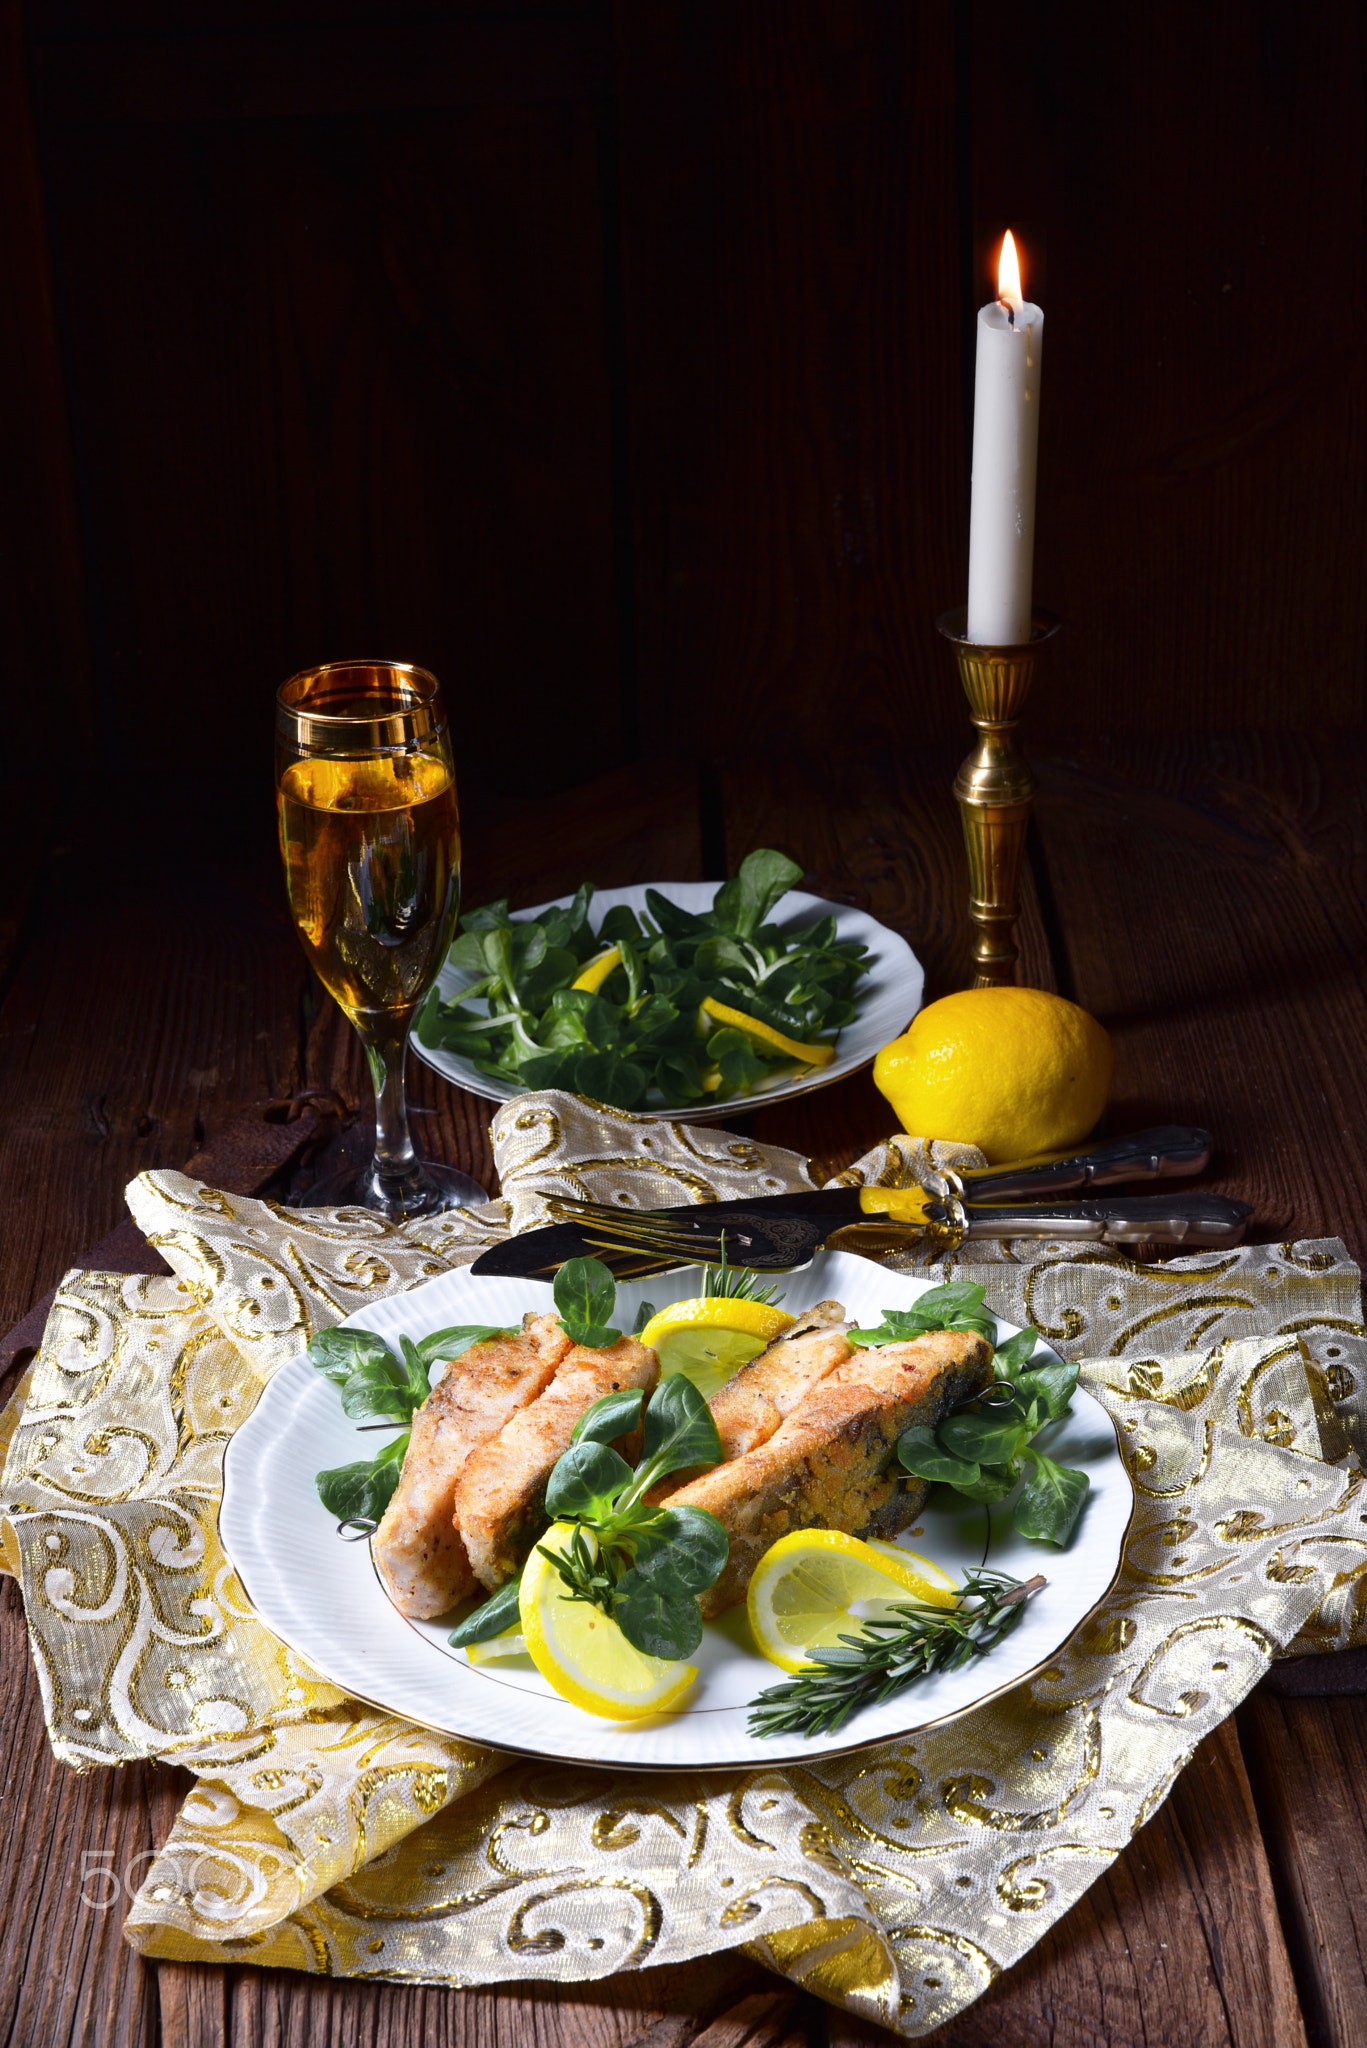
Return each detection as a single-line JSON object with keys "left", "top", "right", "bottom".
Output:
{"left": 2, "top": 1091, "right": 1365, "bottom": 2038}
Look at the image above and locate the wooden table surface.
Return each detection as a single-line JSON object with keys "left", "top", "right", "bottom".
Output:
{"left": 3, "top": 732, "right": 1365, "bottom": 2048}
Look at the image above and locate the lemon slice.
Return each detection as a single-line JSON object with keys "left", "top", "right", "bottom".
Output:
{"left": 863, "top": 1539, "right": 960, "bottom": 1602}
{"left": 747, "top": 1529, "right": 960, "bottom": 1673}
{"left": 464, "top": 1629, "right": 529, "bottom": 1666}
{"left": 519, "top": 1524, "right": 698, "bottom": 1719}
{"left": 649, "top": 1326, "right": 766, "bottom": 1399}
{"left": 638, "top": 1295, "right": 796, "bottom": 1399}
{"left": 698, "top": 996, "right": 836, "bottom": 1068}
{"left": 571, "top": 946, "right": 622, "bottom": 994}
{"left": 638, "top": 1296, "right": 795, "bottom": 1349}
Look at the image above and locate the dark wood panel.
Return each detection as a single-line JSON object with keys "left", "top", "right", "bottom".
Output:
{"left": 33, "top": 12, "right": 613, "bottom": 121}
{"left": 29, "top": 0, "right": 596, "bottom": 28}
{"left": 33, "top": 28, "right": 625, "bottom": 794}
{"left": 0, "top": 1575, "right": 160, "bottom": 2048}
{"left": 1031, "top": 732, "right": 1367, "bottom": 1263}
{"left": 0, "top": 0, "right": 94, "bottom": 947}
{"left": 616, "top": 0, "right": 969, "bottom": 763}
{"left": 200, "top": 1952, "right": 807, "bottom": 2048}
{"left": 0, "top": 777, "right": 303, "bottom": 1330}
{"left": 970, "top": 0, "right": 1367, "bottom": 734}
{"left": 1238, "top": 1691, "right": 1367, "bottom": 2048}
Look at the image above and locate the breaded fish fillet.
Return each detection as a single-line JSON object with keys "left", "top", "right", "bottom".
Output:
{"left": 373, "top": 1312, "right": 571, "bottom": 1618}
{"left": 667, "top": 1328, "right": 992, "bottom": 1616}
{"left": 706, "top": 1300, "right": 853, "bottom": 1461}
{"left": 456, "top": 1334, "right": 660, "bottom": 1591}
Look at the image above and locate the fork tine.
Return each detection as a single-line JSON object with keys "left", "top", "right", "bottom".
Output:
{"left": 520, "top": 1246, "right": 678, "bottom": 1280}
{"left": 548, "top": 1202, "right": 713, "bottom": 1243}
{"left": 587, "top": 1218, "right": 701, "bottom": 1244}
{"left": 548, "top": 1197, "right": 721, "bottom": 1234}
{"left": 547, "top": 1203, "right": 792, "bottom": 1272}
{"left": 582, "top": 1228, "right": 725, "bottom": 1261}
{"left": 587, "top": 1251, "right": 681, "bottom": 1278}
{"left": 547, "top": 1197, "right": 662, "bottom": 1224}
{"left": 527, "top": 1199, "right": 816, "bottom": 1272}
{"left": 561, "top": 1213, "right": 719, "bottom": 1248}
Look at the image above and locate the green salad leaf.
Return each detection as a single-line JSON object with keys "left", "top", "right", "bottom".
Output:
{"left": 415, "top": 847, "right": 871, "bottom": 1111}
{"left": 529, "top": 1366, "right": 728, "bottom": 1661}
{"left": 571, "top": 1387, "right": 646, "bottom": 1446}
{"left": 315, "top": 1437, "right": 409, "bottom": 1525}
{"left": 447, "top": 1576, "right": 523, "bottom": 1649}
{"left": 1013, "top": 1450, "right": 1091, "bottom": 1544}
{"left": 850, "top": 1285, "right": 1092, "bottom": 1549}
{"left": 637, "top": 1374, "right": 725, "bottom": 1486}
{"left": 553, "top": 1257, "right": 622, "bottom": 1349}
{"left": 847, "top": 1282, "right": 997, "bottom": 1348}
{"left": 544, "top": 1440, "right": 634, "bottom": 1521}
{"left": 306, "top": 1323, "right": 512, "bottom": 1529}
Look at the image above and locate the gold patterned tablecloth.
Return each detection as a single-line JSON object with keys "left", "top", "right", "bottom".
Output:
{"left": 2, "top": 1090, "right": 1365, "bottom": 2037}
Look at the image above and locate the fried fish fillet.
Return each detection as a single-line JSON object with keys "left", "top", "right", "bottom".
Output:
{"left": 456, "top": 1334, "right": 660, "bottom": 1591}
{"left": 373, "top": 1312, "right": 571, "bottom": 1618}
{"left": 667, "top": 1328, "right": 992, "bottom": 1616}
{"left": 706, "top": 1300, "right": 853, "bottom": 1461}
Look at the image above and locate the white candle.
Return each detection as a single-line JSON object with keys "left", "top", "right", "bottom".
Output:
{"left": 966, "top": 230, "right": 1044, "bottom": 646}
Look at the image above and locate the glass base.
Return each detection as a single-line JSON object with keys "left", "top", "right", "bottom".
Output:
{"left": 293, "top": 1157, "right": 488, "bottom": 1222}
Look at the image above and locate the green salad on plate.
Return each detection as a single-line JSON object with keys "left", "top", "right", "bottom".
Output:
{"left": 415, "top": 848, "right": 871, "bottom": 1111}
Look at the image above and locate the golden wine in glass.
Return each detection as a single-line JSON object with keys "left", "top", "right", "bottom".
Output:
{"left": 275, "top": 660, "right": 485, "bottom": 1217}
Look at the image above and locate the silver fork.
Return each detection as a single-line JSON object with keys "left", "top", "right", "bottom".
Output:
{"left": 472, "top": 1187, "right": 1253, "bottom": 1277}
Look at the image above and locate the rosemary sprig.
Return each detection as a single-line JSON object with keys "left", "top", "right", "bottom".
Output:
{"left": 747, "top": 1568, "right": 1046, "bottom": 1739}
{"left": 538, "top": 1522, "right": 623, "bottom": 1610}
{"left": 700, "top": 1234, "right": 786, "bottom": 1306}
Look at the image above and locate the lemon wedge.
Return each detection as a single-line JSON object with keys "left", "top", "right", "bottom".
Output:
{"left": 747, "top": 1529, "right": 959, "bottom": 1673}
{"left": 571, "top": 946, "right": 623, "bottom": 994}
{"left": 638, "top": 1295, "right": 796, "bottom": 1399}
{"left": 464, "top": 1629, "right": 529, "bottom": 1666}
{"left": 863, "top": 1539, "right": 960, "bottom": 1600}
{"left": 519, "top": 1524, "right": 698, "bottom": 1719}
{"left": 698, "top": 996, "right": 836, "bottom": 1068}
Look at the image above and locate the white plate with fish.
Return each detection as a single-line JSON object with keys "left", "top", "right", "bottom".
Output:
{"left": 410, "top": 880, "right": 922, "bottom": 1121}
{"left": 219, "top": 1252, "right": 1133, "bottom": 1771}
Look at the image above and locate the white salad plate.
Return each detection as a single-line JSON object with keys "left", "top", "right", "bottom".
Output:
{"left": 410, "top": 881, "right": 923, "bottom": 1121}
{"left": 220, "top": 1251, "right": 1134, "bottom": 1772}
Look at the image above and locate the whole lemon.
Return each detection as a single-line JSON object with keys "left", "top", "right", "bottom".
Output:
{"left": 873, "top": 987, "right": 1113, "bottom": 1164}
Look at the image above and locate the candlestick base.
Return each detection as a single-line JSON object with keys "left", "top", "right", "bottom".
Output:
{"left": 937, "top": 607, "right": 1060, "bottom": 989}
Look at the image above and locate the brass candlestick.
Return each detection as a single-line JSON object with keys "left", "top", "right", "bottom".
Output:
{"left": 937, "top": 606, "right": 1060, "bottom": 988}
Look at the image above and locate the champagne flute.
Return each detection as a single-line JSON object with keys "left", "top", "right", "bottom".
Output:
{"left": 275, "top": 660, "right": 486, "bottom": 1217}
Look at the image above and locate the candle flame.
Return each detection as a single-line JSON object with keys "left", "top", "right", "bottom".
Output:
{"left": 997, "top": 230, "right": 1024, "bottom": 316}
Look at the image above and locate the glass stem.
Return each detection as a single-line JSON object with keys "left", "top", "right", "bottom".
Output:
{"left": 367, "top": 1027, "right": 418, "bottom": 1188}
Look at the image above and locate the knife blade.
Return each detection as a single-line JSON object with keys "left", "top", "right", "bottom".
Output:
{"left": 469, "top": 1125, "right": 1224, "bottom": 1278}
